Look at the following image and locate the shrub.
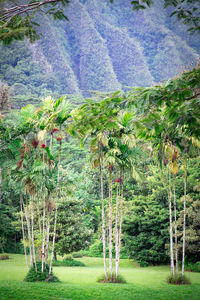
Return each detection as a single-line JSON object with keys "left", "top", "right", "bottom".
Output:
{"left": 53, "top": 258, "right": 85, "bottom": 267}
{"left": 72, "top": 252, "right": 83, "bottom": 258}
{"left": 0, "top": 254, "right": 9, "bottom": 260}
{"left": 63, "top": 254, "right": 73, "bottom": 260}
{"left": 167, "top": 274, "right": 191, "bottom": 285}
{"left": 97, "top": 272, "right": 126, "bottom": 284}
{"left": 24, "top": 262, "right": 59, "bottom": 282}
{"left": 88, "top": 240, "right": 104, "bottom": 257}
{"left": 85, "top": 240, "right": 128, "bottom": 258}
{"left": 79, "top": 249, "right": 89, "bottom": 256}
{"left": 138, "top": 261, "right": 149, "bottom": 267}
{"left": 185, "top": 262, "right": 200, "bottom": 273}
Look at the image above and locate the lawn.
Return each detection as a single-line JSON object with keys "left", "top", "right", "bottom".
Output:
{"left": 0, "top": 254, "right": 200, "bottom": 300}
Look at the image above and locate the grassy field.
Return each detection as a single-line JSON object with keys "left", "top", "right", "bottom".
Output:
{"left": 0, "top": 254, "right": 200, "bottom": 300}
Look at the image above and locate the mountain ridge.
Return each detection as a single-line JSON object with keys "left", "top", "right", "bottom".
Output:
{"left": 0, "top": 0, "right": 199, "bottom": 107}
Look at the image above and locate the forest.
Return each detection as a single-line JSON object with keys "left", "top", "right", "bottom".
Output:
{"left": 0, "top": 0, "right": 200, "bottom": 300}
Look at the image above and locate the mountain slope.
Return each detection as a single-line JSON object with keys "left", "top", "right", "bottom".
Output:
{"left": 0, "top": 0, "right": 199, "bottom": 107}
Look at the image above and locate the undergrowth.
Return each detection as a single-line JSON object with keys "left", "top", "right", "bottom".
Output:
{"left": 0, "top": 254, "right": 9, "bottom": 260}
{"left": 97, "top": 272, "right": 126, "bottom": 284}
{"left": 167, "top": 274, "right": 191, "bottom": 285}
{"left": 24, "top": 262, "right": 59, "bottom": 282}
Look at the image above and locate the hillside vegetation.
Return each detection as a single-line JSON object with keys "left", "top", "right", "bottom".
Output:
{"left": 0, "top": 0, "right": 199, "bottom": 107}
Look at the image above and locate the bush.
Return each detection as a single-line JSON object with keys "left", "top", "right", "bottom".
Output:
{"left": 0, "top": 254, "right": 9, "bottom": 260}
{"left": 79, "top": 249, "right": 89, "bottom": 256}
{"left": 97, "top": 272, "right": 126, "bottom": 284}
{"left": 72, "top": 252, "right": 83, "bottom": 258}
{"left": 24, "top": 262, "right": 59, "bottom": 282}
{"left": 88, "top": 240, "right": 104, "bottom": 257}
{"left": 52, "top": 258, "right": 85, "bottom": 267}
{"left": 63, "top": 254, "right": 73, "bottom": 260}
{"left": 185, "top": 262, "right": 200, "bottom": 273}
{"left": 84, "top": 240, "right": 128, "bottom": 258}
{"left": 138, "top": 261, "right": 150, "bottom": 267}
{"left": 167, "top": 274, "right": 191, "bottom": 285}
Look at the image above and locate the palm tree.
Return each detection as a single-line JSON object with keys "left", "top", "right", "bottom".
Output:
{"left": 48, "top": 98, "right": 71, "bottom": 274}
{"left": 135, "top": 112, "right": 178, "bottom": 276}
{"left": 69, "top": 93, "right": 124, "bottom": 279}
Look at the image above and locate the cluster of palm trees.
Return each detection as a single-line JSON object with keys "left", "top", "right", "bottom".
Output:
{"left": 69, "top": 93, "right": 139, "bottom": 279}
{"left": 0, "top": 62, "right": 199, "bottom": 281}
{"left": 129, "top": 61, "right": 200, "bottom": 278}
{"left": 0, "top": 97, "right": 70, "bottom": 276}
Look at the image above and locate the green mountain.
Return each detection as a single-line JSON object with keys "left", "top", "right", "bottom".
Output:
{"left": 0, "top": 0, "right": 199, "bottom": 107}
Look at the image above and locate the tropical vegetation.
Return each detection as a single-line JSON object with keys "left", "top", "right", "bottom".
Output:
{"left": 0, "top": 61, "right": 200, "bottom": 286}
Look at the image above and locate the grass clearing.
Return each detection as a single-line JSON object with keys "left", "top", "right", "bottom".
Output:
{"left": 0, "top": 254, "right": 200, "bottom": 299}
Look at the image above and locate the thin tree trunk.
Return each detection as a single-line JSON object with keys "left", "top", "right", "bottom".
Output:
{"left": 31, "top": 197, "right": 37, "bottom": 271}
{"left": 49, "top": 139, "right": 61, "bottom": 275}
{"left": 37, "top": 193, "right": 41, "bottom": 235}
{"left": 45, "top": 191, "right": 50, "bottom": 265}
{"left": 182, "top": 157, "right": 187, "bottom": 277}
{"left": 41, "top": 196, "right": 46, "bottom": 272}
{"left": 20, "top": 193, "right": 29, "bottom": 270}
{"left": 108, "top": 167, "right": 113, "bottom": 275}
{"left": 173, "top": 174, "right": 178, "bottom": 275}
{"left": 168, "top": 166, "right": 175, "bottom": 276}
{"left": 45, "top": 212, "right": 50, "bottom": 265}
{"left": 100, "top": 150, "right": 107, "bottom": 278}
{"left": 116, "top": 172, "right": 124, "bottom": 277}
{"left": 49, "top": 206, "right": 58, "bottom": 275}
{"left": 24, "top": 201, "right": 33, "bottom": 267}
{"left": 41, "top": 143, "right": 46, "bottom": 272}
{"left": 115, "top": 183, "right": 119, "bottom": 276}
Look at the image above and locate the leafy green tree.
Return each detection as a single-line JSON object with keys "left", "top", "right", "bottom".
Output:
{"left": 54, "top": 198, "right": 92, "bottom": 258}
{"left": 123, "top": 195, "right": 169, "bottom": 266}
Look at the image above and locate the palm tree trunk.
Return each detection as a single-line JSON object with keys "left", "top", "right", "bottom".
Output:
{"left": 116, "top": 173, "right": 124, "bottom": 277}
{"left": 45, "top": 191, "right": 51, "bottom": 265}
{"left": 115, "top": 183, "right": 119, "bottom": 276}
{"left": 49, "top": 202, "right": 58, "bottom": 275}
{"left": 20, "top": 193, "right": 29, "bottom": 270}
{"left": 25, "top": 202, "right": 33, "bottom": 268}
{"left": 182, "top": 157, "right": 187, "bottom": 277}
{"left": 41, "top": 196, "right": 46, "bottom": 272}
{"left": 173, "top": 174, "right": 178, "bottom": 275}
{"left": 41, "top": 141, "right": 46, "bottom": 272}
{"left": 168, "top": 166, "right": 174, "bottom": 276}
{"left": 100, "top": 151, "right": 107, "bottom": 278}
{"left": 49, "top": 139, "right": 61, "bottom": 275}
{"left": 45, "top": 212, "right": 50, "bottom": 265}
{"left": 108, "top": 167, "right": 113, "bottom": 275}
{"left": 31, "top": 197, "right": 37, "bottom": 272}
{"left": 36, "top": 193, "right": 41, "bottom": 235}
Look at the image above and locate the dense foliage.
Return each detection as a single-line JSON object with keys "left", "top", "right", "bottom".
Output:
{"left": 54, "top": 198, "right": 92, "bottom": 257}
{"left": 0, "top": 63, "right": 199, "bottom": 284}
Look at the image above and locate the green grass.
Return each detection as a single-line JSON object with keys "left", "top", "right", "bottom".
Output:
{"left": 0, "top": 254, "right": 200, "bottom": 299}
